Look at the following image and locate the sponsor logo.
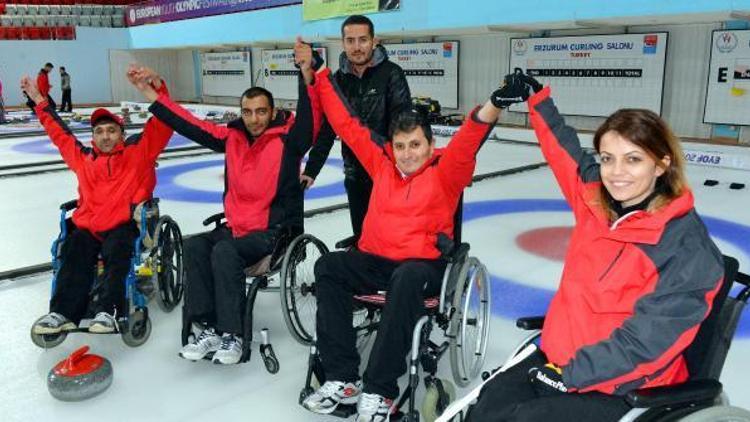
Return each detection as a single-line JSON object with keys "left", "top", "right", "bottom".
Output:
{"left": 129, "top": 9, "right": 136, "bottom": 23}
{"left": 443, "top": 42, "right": 453, "bottom": 58}
{"left": 643, "top": 34, "right": 658, "bottom": 54}
{"left": 716, "top": 32, "right": 738, "bottom": 53}
{"left": 513, "top": 39, "right": 528, "bottom": 55}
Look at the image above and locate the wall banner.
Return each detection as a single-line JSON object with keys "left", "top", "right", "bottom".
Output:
{"left": 509, "top": 33, "right": 668, "bottom": 117}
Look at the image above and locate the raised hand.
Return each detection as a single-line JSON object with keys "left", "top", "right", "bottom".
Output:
{"left": 521, "top": 72, "right": 543, "bottom": 94}
{"left": 490, "top": 68, "right": 531, "bottom": 109}
{"left": 294, "top": 36, "right": 313, "bottom": 72}
{"left": 126, "top": 64, "right": 159, "bottom": 102}
{"left": 21, "top": 76, "right": 44, "bottom": 104}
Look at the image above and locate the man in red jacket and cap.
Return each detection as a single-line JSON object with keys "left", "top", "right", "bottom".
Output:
{"left": 26, "top": 65, "right": 173, "bottom": 335}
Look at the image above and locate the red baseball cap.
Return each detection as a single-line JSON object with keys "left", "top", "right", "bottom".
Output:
{"left": 90, "top": 108, "right": 125, "bottom": 128}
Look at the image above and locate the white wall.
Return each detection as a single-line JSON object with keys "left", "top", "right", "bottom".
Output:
{"left": 127, "top": 25, "right": 741, "bottom": 143}
{"left": 0, "top": 27, "right": 129, "bottom": 107}
{"left": 108, "top": 48, "right": 198, "bottom": 103}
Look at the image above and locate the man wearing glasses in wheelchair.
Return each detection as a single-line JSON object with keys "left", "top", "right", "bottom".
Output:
{"left": 27, "top": 66, "right": 173, "bottom": 335}
{"left": 300, "top": 41, "right": 528, "bottom": 421}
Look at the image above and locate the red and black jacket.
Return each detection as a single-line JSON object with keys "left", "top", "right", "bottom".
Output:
{"left": 528, "top": 87, "right": 724, "bottom": 395}
{"left": 314, "top": 68, "right": 493, "bottom": 261}
{"left": 35, "top": 83, "right": 173, "bottom": 235}
{"left": 148, "top": 76, "right": 321, "bottom": 238}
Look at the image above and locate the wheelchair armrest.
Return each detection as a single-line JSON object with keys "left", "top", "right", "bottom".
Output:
{"left": 436, "top": 233, "right": 469, "bottom": 263}
{"left": 625, "top": 379, "right": 722, "bottom": 409}
{"left": 335, "top": 235, "right": 357, "bottom": 250}
{"left": 60, "top": 199, "right": 78, "bottom": 211}
{"left": 516, "top": 316, "right": 545, "bottom": 330}
{"left": 202, "top": 212, "right": 226, "bottom": 227}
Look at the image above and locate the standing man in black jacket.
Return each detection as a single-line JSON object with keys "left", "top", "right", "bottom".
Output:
{"left": 300, "top": 14, "right": 411, "bottom": 241}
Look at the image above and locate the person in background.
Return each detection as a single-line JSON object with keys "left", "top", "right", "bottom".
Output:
{"left": 27, "top": 62, "right": 55, "bottom": 113}
{"left": 300, "top": 14, "right": 411, "bottom": 242}
{"left": 59, "top": 66, "right": 73, "bottom": 113}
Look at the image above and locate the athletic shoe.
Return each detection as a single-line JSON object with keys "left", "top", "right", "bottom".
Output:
{"left": 89, "top": 312, "right": 118, "bottom": 333}
{"left": 212, "top": 334, "right": 243, "bottom": 365}
{"left": 302, "top": 380, "right": 362, "bottom": 414}
{"left": 32, "top": 312, "right": 76, "bottom": 334}
{"left": 179, "top": 327, "right": 222, "bottom": 361}
{"left": 356, "top": 392, "right": 394, "bottom": 422}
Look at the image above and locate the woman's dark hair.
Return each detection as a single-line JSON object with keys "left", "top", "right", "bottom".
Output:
{"left": 593, "top": 108, "right": 688, "bottom": 216}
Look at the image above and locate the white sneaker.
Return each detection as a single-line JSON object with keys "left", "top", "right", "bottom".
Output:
{"left": 32, "top": 312, "right": 76, "bottom": 334}
{"left": 89, "top": 312, "right": 118, "bottom": 333}
{"left": 356, "top": 392, "right": 394, "bottom": 422}
{"left": 212, "top": 334, "right": 243, "bottom": 365}
{"left": 302, "top": 380, "right": 362, "bottom": 414}
{"left": 179, "top": 327, "right": 221, "bottom": 361}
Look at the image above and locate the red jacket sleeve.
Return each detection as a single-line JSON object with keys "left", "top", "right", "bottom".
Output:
{"left": 34, "top": 100, "right": 86, "bottom": 170}
{"left": 436, "top": 107, "right": 495, "bottom": 196}
{"left": 136, "top": 80, "right": 175, "bottom": 162}
{"left": 312, "top": 67, "right": 388, "bottom": 178}
{"left": 528, "top": 87, "right": 601, "bottom": 212}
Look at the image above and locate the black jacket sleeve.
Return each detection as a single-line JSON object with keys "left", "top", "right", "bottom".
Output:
{"left": 302, "top": 119, "right": 335, "bottom": 178}
{"left": 285, "top": 73, "right": 321, "bottom": 156}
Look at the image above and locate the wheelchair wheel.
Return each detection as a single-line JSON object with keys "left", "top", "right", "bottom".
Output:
{"left": 152, "top": 216, "right": 184, "bottom": 313}
{"left": 448, "top": 257, "right": 491, "bottom": 387}
{"left": 679, "top": 405, "right": 750, "bottom": 421}
{"left": 121, "top": 309, "right": 152, "bottom": 347}
{"left": 30, "top": 319, "right": 67, "bottom": 349}
{"left": 280, "top": 234, "right": 328, "bottom": 346}
{"left": 421, "top": 378, "right": 456, "bottom": 422}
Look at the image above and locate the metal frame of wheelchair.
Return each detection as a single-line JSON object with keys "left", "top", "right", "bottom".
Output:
{"left": 286, "top": 231, "right": 492, "bottom": 421}
{"left": 179, "top": 213, "right": 328, "bottom": 373}
{"left": 30, "top": 198, "right": 184, "bottom": 349}
{"left": 478, "top": 254, "right": 750, "bottom": 422}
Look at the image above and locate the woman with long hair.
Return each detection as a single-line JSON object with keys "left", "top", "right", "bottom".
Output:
{"left": 468, "top": 75, "right": 724, "bottom": 421}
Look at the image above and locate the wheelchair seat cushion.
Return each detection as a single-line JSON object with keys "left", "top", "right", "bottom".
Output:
{"left": 244, "top": 254, "right": 272, "bottom": 277}
{"left": 354, "top": 293, "right": 439, "bottom": 309}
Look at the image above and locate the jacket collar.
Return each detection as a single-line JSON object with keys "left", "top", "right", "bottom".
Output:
{"left": 339, "top": 44, "right": 388, "bottom": 75}
{"left": 602, "top": 189, "right": 695, "bottom": 244}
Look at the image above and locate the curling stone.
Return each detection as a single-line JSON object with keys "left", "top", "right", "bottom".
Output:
{"left": 138, "top": 111, "right": 148, "bottom": 119}
{"left": 47, "top": 346, "right": 113, "bottom": 401}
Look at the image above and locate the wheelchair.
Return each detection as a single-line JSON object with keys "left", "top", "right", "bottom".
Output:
{"left": 288, "top": 198, "right": 493, "bottom": 421}
{"left": 30, "top": 198, "right": 184, "bottom": 349}
{"left": 458, "top": 254, "right": 750, "bottom": 422}
{"left": 180, "top": 212, "right": 321, "bottom": 373}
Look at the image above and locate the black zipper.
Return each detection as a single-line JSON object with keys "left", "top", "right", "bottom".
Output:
{"left": 598, "top": 244, "right": 625, "bottom": 282}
